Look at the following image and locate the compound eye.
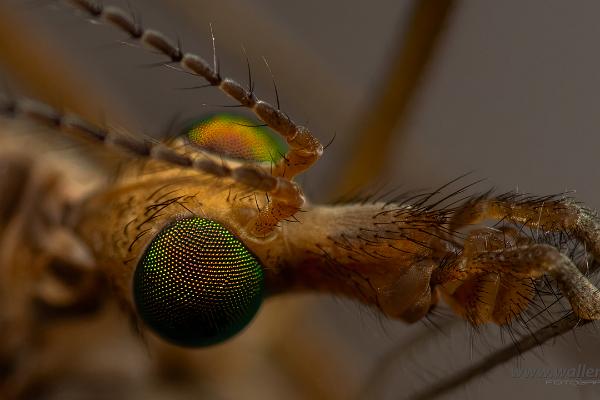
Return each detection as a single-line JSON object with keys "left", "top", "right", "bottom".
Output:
{"left": 133, "top": 217, "right": 264, "bottom": 347}
{"left": 184, "top": 114, "right": 287, "bottom": 162}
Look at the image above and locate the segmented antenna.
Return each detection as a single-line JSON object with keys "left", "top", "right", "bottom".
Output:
{"left": 65, "top": 0, "right": 323, "bottom": 181}
{"left": 0, "top": 95, "right": 302, "bottom": 208}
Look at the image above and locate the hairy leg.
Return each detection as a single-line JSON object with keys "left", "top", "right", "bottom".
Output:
{"left": 433, "top": 194, "right": 600, "bottom": 324}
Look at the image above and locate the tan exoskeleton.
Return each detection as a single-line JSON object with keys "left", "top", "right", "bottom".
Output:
{"left": 1, "top": 1, "right": 600, "bottom": 399}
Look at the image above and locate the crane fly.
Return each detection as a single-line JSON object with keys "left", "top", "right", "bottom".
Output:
{"left": 0, "top": 1, "right": 599, "bottom": 399}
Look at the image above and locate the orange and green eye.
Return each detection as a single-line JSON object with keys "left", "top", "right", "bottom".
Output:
{"left": 184, "top": 114, "right": 287, "bottom": 162}
{"left": 133, "top": 217, "right": 264, "bottom": 347}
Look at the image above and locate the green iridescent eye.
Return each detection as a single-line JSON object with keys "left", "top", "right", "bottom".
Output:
{"left": 184, "top": 114, "right": 287, "bottom": 162}
{"left": 133, "top": 217, "right": 264, "bottom": 347}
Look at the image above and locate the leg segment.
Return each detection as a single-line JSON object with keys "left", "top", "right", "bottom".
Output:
{"left": 450, "top": 193, "right": 600, "bottom": 260}
{"left": 435, "top": 194, "right": 600, "bottom": 324}
{"left": 436, "top": 241, "right": 600, "bottom": 324}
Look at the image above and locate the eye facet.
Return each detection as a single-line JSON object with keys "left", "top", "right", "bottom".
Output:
{"left": 133, "top": 217, "right": 264, "bottom": 347}
{"left": 184, "top": 114, "right": 287, "bottom": 162}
